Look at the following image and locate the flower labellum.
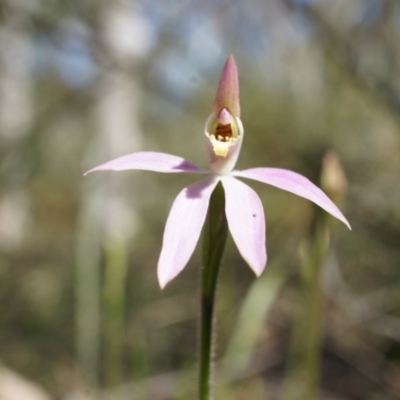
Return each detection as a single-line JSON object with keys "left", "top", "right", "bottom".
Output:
{"left": 85, "top": 55, "right": 351, "bottom": 289}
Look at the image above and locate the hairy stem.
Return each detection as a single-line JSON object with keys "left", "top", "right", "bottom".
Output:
{"left": 199, "top": 182, "right": 228, "bottom": 400}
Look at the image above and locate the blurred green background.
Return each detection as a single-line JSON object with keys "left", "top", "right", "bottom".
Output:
{"left": 1, "top": 0, "right": 400, "bottom": 399}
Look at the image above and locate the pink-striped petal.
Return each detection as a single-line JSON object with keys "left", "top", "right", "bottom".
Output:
{"left": 233, "top": 168, "right": 351, "bottom": 229}
{"left": 221, "top": 177, "right": 267, "bottom": 276}
{"left": 158, "top": 177, "right": 218, "bottom": 288}
{"left": 84, "top": 151, "right": 206, "bottom": 175}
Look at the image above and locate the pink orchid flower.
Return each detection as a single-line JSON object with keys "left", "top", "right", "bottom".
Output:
{"left": 85, "top": 56, "right": 350, "bottom": 289}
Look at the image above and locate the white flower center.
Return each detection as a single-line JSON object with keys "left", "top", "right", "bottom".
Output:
{"left": 207, "top": 108, "right": 239, "bottom": 157}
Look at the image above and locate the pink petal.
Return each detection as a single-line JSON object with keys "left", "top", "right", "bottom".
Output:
{"left": 221, "top": 177, "right": 267, "bottom": 276}
{"left": 84, "top": 152, "right": 206, "bottom": 175}
{"left": 158, "top": 178, "right": 218, "bottom": 288}
{"left": 233, "top": 168, "right": 351, "bottom": 229}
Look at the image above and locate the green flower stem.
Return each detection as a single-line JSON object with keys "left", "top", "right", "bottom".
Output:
{"left": 300, "top": 226, "right": 327, "bottom": 400}
{"left": 104, "top": 237, "right": 129, "bottom": 386}
{"left": 75, "top": 199, "right": 102, "bottom": 384}
{"left": 300, "top": 212, "right": 341, "bottom": 399}
{"left": 280, "top": 214, "right": 330, "bottom": 400}
{"left": 199, "top": 182, "right": 228, "bottom": 400}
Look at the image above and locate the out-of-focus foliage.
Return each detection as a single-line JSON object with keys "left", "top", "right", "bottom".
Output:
{"left": 0, "top": 0, "right": 400, "bottom": 399}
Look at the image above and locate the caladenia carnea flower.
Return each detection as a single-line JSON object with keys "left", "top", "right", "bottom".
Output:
{"left": 85, "top": 55, "right": 351, "bottom": 289}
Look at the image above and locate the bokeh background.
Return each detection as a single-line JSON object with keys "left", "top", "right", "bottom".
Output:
{"left": 1, "top": 0, "right": 400, "bottom": 399}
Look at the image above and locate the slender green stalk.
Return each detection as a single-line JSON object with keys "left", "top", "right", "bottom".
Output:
{"left": 300, "top": 228, "right": 327, "bottom": 399}
{"left": 199, "top": 182, "right": 228, "bottom": 400}
{"left": 281, "top": 153, "right": 347, "bottom": 400}
{"left": 104, "top": 237, "right": 129, "bottom": 386}
{"left": 280, "top": 217, "right": 330, "bottom": 400}
{"left": 75, "top": 196, "right": 102, "bottom": 385}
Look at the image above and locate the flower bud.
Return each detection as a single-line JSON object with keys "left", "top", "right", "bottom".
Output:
{"left": 320, "top": 151, "right": 348, "bottom": 204}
